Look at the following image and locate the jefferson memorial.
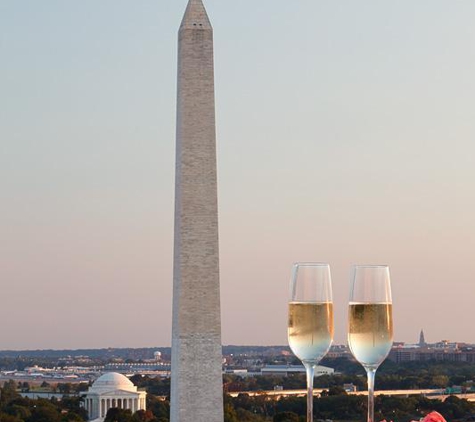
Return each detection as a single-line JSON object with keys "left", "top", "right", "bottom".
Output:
{"left": 82, "top": 372, "right": 147, "bottom": 421}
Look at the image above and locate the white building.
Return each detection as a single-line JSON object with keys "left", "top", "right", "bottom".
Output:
{"left": 82, "top": 372, "right": 146, "bottom": 421}
{"left": 261, "top": 365, "right": 334, "bottom": 377}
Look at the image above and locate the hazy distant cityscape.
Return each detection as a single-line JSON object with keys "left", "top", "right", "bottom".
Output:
{"left": 2, "top": 331, "right": 475, "bottom": 382}
{"left": 2, "top": 335, "right": 475, "bottom": 421}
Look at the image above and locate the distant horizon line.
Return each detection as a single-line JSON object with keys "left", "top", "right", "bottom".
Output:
{"left": 1, "top": 340, "right": 473, "bottom": 353}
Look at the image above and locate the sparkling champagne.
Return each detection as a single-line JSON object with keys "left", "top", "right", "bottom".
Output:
{"left": 348, "top": 303, "right": 393, "bottom": 367}
{"left": 288, "top": 302, "right": 334, "bottom": 363}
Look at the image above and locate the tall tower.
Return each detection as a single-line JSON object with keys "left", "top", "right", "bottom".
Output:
{"left": 419, "top": 329, "right": 426, "bottom": 347}
{"left": 171, "top": 1, "right": 223, "bottom": 421}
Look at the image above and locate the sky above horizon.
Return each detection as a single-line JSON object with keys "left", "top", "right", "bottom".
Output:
{"left": 1, "top": 1, "right": 475, "bottom": 350}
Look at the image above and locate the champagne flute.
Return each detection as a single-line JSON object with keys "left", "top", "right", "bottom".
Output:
{"left": 348, "top": 265, "right": 393, "bottom": 422}
{"left": 288, "top": 263, "right": 334, "bottom": 422}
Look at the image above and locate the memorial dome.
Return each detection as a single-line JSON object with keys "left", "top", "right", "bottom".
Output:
{"left": 90, "top": 372, "right": 136, "bottom": 392}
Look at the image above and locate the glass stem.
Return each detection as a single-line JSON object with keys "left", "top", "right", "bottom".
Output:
{"left": 366, "top": 368, "right": 376, "bottom": 422}
{"left": 304, "top": 362, "right": 315, "bottom": 422}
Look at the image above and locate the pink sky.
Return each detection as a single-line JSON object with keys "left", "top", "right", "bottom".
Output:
{"left": 1, "top": 0, "right": 474, "bottom": 349}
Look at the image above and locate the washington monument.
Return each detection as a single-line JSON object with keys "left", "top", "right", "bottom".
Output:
{"left": 171, "top": 0, "right": 223, "bottom": 421}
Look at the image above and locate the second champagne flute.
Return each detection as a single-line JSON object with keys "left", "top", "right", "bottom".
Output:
{"left": 348, "top": 265, "right": 393, "bottom": 422}
{"left": 288, "top": 263, "right": 334, "bottom": 422}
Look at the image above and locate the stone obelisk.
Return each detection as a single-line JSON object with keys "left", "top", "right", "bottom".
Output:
{"left": 171, "top": 1, "right": 223, "bottom": 421}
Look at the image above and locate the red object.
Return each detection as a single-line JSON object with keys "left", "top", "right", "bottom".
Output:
{"left": 382, "top": 411, "right": 447, "bottom": 422}
{"left": 422, "top": 412, "right": 448, "bottom": 422}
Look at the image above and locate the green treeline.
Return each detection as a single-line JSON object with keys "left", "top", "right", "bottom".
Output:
{"left": 224, "top": 390, "right": 475, "bottom": 422}
{"left": 0, "top": 379, "right": 87, "bottom": 422}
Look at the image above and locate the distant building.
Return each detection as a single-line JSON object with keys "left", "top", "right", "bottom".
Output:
{"left": 261, "top": 365, "right": 334, "bottom": 377}
{"left": 434, "top": 340, "right": 458, "bottom": 350}
{"left": 82, "top": 372, "right": 146, "bottom": 421}
{"left": 326, "top": 345, "right": 352, "bottom": 359}
{"left": 225, "top": 369, "right": 249, "bottom": 376}
{"left": 103, "top": 362, "right": 170, "bottom": 377}
{"left": 389, "top": 344, "right": 475, "bottom": 363}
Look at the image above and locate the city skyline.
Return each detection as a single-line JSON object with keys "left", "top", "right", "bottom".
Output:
{"left": 1, "top": 1, "right": 475, "bottom": 349}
